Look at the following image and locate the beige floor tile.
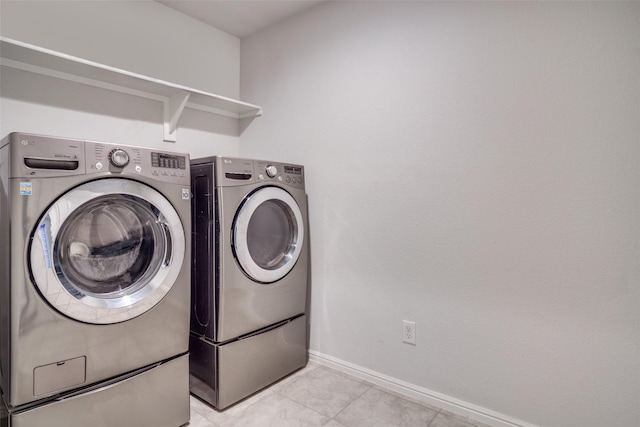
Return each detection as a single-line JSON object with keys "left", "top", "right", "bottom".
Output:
{"left": 187, "top": 409, "right": 219, "bottom": 427}
{"left": 371, "top": 385, "right": 443, "bottom": 413}
{"left": 187, "top": 363, "right": 498, "bottom": 427}
{"left": 219, "top": 393, "right": 329, "bottom": 427}
{"left": 190, "top": 389, "right": 275, "bottom": 425}
{"left": 336, "top": 387, "right": 438, "bottom": 427}
{"left": 269, "top": 360, "right": 321, "bottom": 392}
{"left": 278, "top": 366, "right": 371, "bottom": 417}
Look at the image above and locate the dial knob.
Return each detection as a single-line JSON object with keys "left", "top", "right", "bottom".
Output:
{"left": 109, "top": 149, "right": 130, "bottom": 168}
{"left": 265, "top": 165, "right": 278, "bottom": 178}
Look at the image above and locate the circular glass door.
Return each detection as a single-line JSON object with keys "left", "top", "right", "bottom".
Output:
{"left": 30, "top": 178, "right": 185, "bottom": 324}
{"left": 233, "top": 186, "right": 304, "bottom": 283}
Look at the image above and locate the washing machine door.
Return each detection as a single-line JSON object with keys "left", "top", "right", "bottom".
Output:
{"left": 233, "top": 186, "right": 305, "bottom": 284}
{"left": 30, "top": 178, "right": 185, "bottom": 324}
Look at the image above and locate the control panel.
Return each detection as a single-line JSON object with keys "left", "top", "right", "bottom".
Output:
{"left": 10, "top": 133, "right": 189, "bottom": 185}
{"left": 210, "top": 156, "right": 305, "bottom": 189}
{"left": 85, "top": 141, "right": 189, "bottom": 185}
{"left": 254, "top": 160, "right": 304, "bottom": 189}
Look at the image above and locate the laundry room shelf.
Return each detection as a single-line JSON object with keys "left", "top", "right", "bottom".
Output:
{"left": 0, "top": 37, "right": 262, "bottom": 141}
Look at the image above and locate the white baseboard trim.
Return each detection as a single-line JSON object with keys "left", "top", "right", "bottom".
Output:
{"left": 308, "top": 350, "right": 536, "bottom": 427}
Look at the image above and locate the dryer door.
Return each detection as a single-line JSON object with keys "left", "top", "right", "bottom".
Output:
{"left": 233, "top": 186, "right": 304, "bottom": 284}
{"left": 30, "top": 178, "right": 185, "bottom": 324}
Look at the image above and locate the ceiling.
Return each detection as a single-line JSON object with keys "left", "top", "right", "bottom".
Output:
{"left": 157, "top": 0, "right": 326, "bottom": 39}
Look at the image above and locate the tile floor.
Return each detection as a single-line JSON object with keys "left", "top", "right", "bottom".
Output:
{"left": 187, "top": 361, "right": 495, "bottom": 427}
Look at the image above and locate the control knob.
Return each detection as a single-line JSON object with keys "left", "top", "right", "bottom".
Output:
{"left": 265, "top": 165, "right": 278, "bottom": 178}
{"left": 109, "top": 149, "right": 130, "bottom": 168}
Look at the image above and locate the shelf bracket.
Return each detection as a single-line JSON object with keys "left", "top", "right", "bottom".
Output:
{"left": 163, "top": 91, "right": 190, "bottom": 142}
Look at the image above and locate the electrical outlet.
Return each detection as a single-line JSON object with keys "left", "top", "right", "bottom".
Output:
{"left": 403, "top": 320, "right": 416, "bottom": 345}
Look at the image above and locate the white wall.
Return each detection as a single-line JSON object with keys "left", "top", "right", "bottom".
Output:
{"left": 240, "top": 2, "right": 640, "bottom": 427}
{"left": 0, "top": 1, "right": 242, "bottom": 157}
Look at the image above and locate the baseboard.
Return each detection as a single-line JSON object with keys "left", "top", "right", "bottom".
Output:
{"left": 308, "top": 350, "right": 536, "bottom": 427}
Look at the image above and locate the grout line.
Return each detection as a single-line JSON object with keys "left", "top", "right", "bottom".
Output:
{"left": 426, "top": 409, "right": 439, "bottom": 427}
{"left": 330, "top": 378, "right": 373, "bottom": 426}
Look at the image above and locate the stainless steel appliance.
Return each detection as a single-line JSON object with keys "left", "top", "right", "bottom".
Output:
{"left": 0, "top": 133, "right": 191, "bottom": 426}
{"left": 189, "top": 156, "right": 308, "bottom": 409}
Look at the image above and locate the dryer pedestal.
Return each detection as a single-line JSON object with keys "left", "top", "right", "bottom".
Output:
{"left": 2, "top": 354, "right": 189, "bottom": 427}
{"left": 189, "top": 315, "right": 307, "bottom": 410}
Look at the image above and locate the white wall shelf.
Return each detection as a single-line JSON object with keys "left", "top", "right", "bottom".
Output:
{"left": 0, "top": 37, "right": 262, "bottom": 142}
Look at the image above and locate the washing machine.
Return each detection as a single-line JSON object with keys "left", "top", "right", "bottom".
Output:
{"left": 0, "top": 133, "right": 191, "bottom": 427}
{"left": 189, "top": 156, "right": 308, "bottom": 409}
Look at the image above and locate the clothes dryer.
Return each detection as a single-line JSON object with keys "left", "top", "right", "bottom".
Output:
{"left": 0, "top": 133, "right": 191, "bottom": 427}
{"left": 189, "top": 156, "right": 308, "bottom": 409}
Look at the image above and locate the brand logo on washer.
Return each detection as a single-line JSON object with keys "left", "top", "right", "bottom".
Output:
{"left": 182, "top": 188, "right": 190, "bottom": 200}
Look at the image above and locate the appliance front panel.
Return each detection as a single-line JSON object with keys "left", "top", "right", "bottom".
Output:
{"left": 7, "top": 174, "right": 190, "bottom": 408}
{"left": 29, "top": 178, "right": 185, "bottom": 324}
{"left": 216, "top": 184, "right": 308, "bottom": 342}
